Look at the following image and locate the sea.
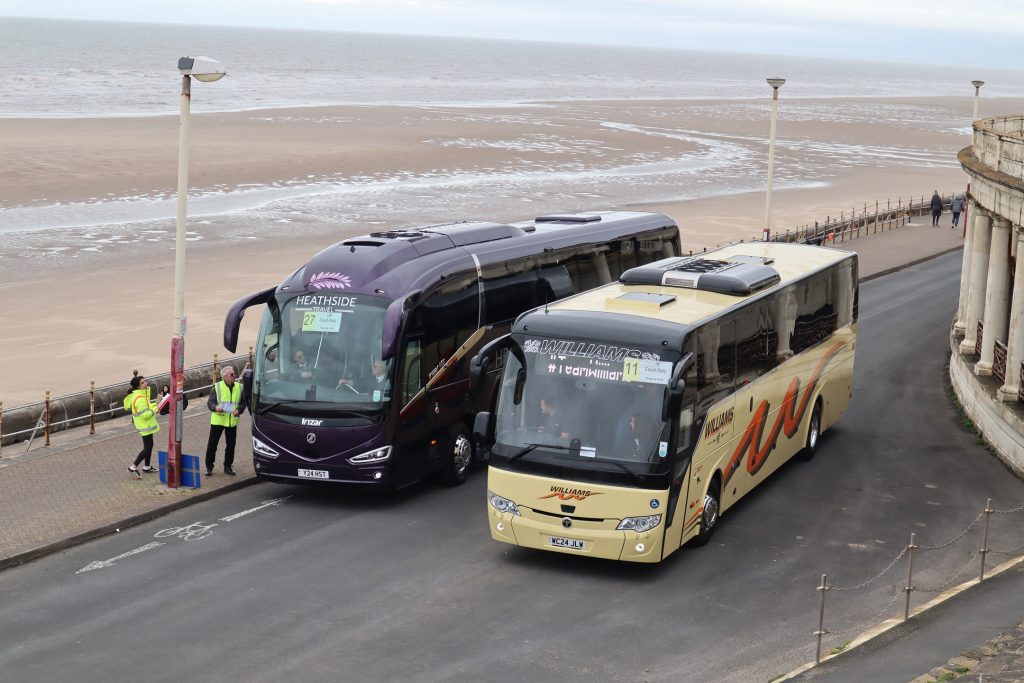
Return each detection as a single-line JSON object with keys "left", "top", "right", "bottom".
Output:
{"left": 3, "top": 16, "right": 1024, "bottom": 265}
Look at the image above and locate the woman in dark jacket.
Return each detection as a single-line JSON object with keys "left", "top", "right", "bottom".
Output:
{"left": 930, "top": 191, "right": 943, "bottom": 226}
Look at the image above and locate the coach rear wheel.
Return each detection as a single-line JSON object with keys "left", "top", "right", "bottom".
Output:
{"left": 797, "top": 400, "right": 822, "bottom": 461}
{"left": 440, "top": 424, "right": 473, "bottom": 486}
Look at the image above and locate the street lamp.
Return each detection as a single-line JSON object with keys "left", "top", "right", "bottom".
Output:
{"left": 971, "top": 80, "right": 985, "bottom": 121}
{"left": 763, "top": 77, "right": 786, "bottom": 240}
{"left": 168, "top": 56, "right": 225, "bottom": 489}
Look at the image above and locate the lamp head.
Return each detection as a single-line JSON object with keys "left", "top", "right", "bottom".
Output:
{"left": 767, "top": 77, "right": 786, "bottom": 89}
{"left": 178, "top": 56, "right": 226, "bottom": 83}
{"left": 971, "top": 80, "right": 985, "bottom": 89}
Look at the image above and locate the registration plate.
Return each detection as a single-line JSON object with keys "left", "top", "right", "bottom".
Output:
{"left": 297, "top": 468, "right": 329, "bottom": 479}
{"left": 548, "top": 536, "right": 585, "bottom": 551}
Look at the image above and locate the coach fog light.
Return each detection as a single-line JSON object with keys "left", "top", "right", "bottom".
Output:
{"left": 252, "top": 435, "right": 279, "bottom": 458}
{"left": 487, "top": 491, "right": 521, "bottom": 516}
{"left": 348, "top": 446, "right": 392, "bottom": 464}
{"left": 617, "top": 514, "right": 662, "bottom": 533}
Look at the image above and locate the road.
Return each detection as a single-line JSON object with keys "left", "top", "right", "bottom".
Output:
{"left": 2, "top": 251, "right": 1023, "bottom": 682}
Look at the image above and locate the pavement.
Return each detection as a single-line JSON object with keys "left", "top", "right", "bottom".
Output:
{"left": 5, "top": 212, "right": 1019, "bottom": 682}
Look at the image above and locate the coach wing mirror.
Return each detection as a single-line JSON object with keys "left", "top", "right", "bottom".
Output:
{"left": 223, "top": 287, "right": 275, "bottom": 353}
{"left": 470, "top": 334, "right": 511, "bottom": 394}
{"left": 662, "top": 352, "right": 694, "bottom": 422}
{"left": 381, "top": 289, "right": 422, "bottom": 360}
{"left": 473, "top": 411, "right": 496, "bottom": 448}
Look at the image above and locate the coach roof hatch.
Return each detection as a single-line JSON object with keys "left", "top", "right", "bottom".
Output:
{"left": 619, "top": 255, "right": 781, "bottom": 296}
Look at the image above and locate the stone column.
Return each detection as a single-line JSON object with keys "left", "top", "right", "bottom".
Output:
{"left": 960, "top": 209, "right": 992, "bottom": 354}
{"left": 954, "top": 201, "right": 976, "bottom": 333}
{"left": 976, "top": 216, "right": 1012, "bottom": 376}
{"left": 998, "top": 224, "right": 1024, "bottom": 401}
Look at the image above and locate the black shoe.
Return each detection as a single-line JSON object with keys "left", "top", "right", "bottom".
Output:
{"left": 141, "top": 465, "right": 158, "bottom": 473}
{"left": 128, "top": 466, "right": 142, "bottom": 480}
{"left": 205, "top": 469, "right": 214, "bottom": 477}
{"left": 224, "top": 467, "right": 236, "bottom": 476}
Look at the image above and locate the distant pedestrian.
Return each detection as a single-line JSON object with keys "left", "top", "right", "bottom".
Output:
{"left": 930, "top": 190, "right": 943, "bottom": 226}
{"left": 205, "top": 365, "right": 247, "bottom": 476}
{"left": 123, "top": 371, "right": 160, "bottom": 478}
{"left": 950, "top": 193, "right": 965, "bottom": 229}
{"left": 157, "top": 383, "right": 188, "bottom": 416}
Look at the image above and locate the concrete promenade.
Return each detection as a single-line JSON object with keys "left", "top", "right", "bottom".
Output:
{"left": 4, "top": 213, "right": 1009, "bottom": 681}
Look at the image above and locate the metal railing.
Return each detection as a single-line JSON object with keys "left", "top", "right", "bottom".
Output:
{"left": 810, "top": 498, "right": 1024, "bottom": 664}
{"left": 765, "top": 193, "right": 958, "bottom": 246}
{"left": 0, "top": 350, "right": 252, "bottom": 453}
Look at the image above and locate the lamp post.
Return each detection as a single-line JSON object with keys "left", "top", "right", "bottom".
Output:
{"left": 971, "top": 80, "right": 985, "bottom": 121}
{"left": 169, "top": 56, "right": 225, "bottom": 489}
{"left": 763, "top": 77, "right": 786, "bottom": 241}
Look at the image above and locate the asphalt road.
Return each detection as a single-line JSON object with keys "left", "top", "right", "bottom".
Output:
{"left": 3, "top": 251, "right": 1023, "bottom": 683}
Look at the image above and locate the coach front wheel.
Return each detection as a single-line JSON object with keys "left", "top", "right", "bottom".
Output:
{"left": 440, "top": 424, "right": 473, "bottom": 486}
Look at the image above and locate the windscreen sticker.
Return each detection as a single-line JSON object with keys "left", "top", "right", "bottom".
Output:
{"left": 623, "top": 358, "right": 673, "bottom": 384}
{"left": 301, "top": 310, "right": 342, "bottom": 332}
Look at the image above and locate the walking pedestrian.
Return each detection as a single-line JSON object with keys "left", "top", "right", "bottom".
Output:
{"left": 205, "top": 365, "right": 247, "bottom": 476}
{"left": 124, "top": 371, "right": 160, "bottom": 478}
{"left": 930, "top": 190, "right": 943, "bottom": 227}
{"left": 950, "top": 193, "right": 965, "bottom": 229}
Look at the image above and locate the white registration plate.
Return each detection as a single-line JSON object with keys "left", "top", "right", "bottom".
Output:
{"left": 548, "top": 536, "right": 585, "bottom": 551}
{"left": 297, "top": 468, "right": 329, "bottom": 480}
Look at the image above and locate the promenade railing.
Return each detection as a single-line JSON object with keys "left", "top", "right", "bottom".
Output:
{"left": 0, "top": 351, "right": 252, "bottom": 452}
{"left": 765, "top": 192, "right": 958, "bottom": 246}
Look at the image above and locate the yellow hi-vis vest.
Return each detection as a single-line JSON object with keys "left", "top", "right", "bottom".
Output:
{"left": 124, "top": 389, "right": 160, "bottom": 437}
{"left": 210, "top": 380, "right": 243, "bottom": 428}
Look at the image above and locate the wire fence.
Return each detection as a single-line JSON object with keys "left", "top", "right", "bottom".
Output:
{"left": 811, "top": 498, "right": 1024, "bottom": 664}
{"left": 0, "top": 350, "right": 252, "bottom": 453}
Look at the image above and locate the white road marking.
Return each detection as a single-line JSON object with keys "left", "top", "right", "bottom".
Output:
{"left": 154, "top": 522, "right": 217, "bottom": 541}
{"left": 219, "top": 496, "right": 291, "bottom": 522}
{"left": 76, "top": 542, "right": 164, "bottom": 574}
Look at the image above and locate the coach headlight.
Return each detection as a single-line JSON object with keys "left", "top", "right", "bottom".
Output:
{"left": 617, "top": 514, "right": 662, "bottom": 533}
{"left": 487, "top": 491, "right": 521, "bottom": 516}
{"left": 348, "top": 446, "right": 392, "bottom": 464}
{"left": 252, "top": 436, "right": 279, "bottom": 458}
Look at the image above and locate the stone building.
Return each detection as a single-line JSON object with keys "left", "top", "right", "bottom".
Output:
{"left": 952, "top": 114, "right": 1024, "bottom": 474}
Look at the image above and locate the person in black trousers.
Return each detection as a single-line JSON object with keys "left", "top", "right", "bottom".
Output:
{"left": 205, "top": 365, "right": 247, "bottom": 476}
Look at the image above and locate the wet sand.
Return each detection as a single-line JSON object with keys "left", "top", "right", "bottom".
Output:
{"left": 2, "top": 96, "right": 1013, "bottom": 405}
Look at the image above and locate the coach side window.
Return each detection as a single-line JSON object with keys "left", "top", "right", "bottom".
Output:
{"left": 734, "top": 304, "right": 773, "bottom": 383}
{"left": 792, "top": 272, "right": 836, "bottom": 354}
{"left": 482, "top": 260, "right": 538, "bottom": 325}
{"left": 411, "top": 273, "right": 479, "bottom": 389}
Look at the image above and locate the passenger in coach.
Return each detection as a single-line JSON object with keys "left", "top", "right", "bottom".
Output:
{"left": 290, "top": 349, "right": 315, "bottom": 381}
{"left": 537, "top": 396, "right": 570, "bottom": 439}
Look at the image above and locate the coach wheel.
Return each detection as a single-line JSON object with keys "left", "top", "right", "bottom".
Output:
{"left": 692, "top": 478, "right": 720, "bottom": 547}
{"left": 441, "top": 424, "right": 473, "bottom": 486}
{"left": 796, "top": 400, "right": 822, "bottom": 462}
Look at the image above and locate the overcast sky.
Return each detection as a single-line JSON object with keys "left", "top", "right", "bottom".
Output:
{"left": 3, "top": 0, "right": 1022, "bottom": 68}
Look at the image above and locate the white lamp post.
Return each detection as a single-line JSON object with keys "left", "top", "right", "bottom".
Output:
{"left": 763, "top": 77, "right": 786, "bottom": 240}
{"left": 971, "top": 80, "right": 985, "bottom": 121}
{"left": 168, "top": 56, "right": 225, "bottom": 489}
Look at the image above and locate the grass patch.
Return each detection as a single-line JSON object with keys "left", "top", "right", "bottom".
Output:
{"left": 829, "top": 640, "right": 851, "bottom": 655}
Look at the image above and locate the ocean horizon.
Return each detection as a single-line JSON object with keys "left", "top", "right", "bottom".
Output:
{"left": 4, "top": 16, "right": 1024, "bottom": 118}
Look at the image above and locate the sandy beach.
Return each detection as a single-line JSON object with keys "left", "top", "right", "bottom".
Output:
{"left": 3, "top": 95, "right": 1019, "bottom": 406}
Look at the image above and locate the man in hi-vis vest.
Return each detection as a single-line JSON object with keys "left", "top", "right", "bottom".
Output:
{"left": 205, "top": 365, "right": 248, "bottom": 476}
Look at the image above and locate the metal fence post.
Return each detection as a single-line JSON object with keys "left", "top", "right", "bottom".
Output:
{"left": 0, "top": 400, "right": 4, "bottom": 456}
{"left": 815, "top": 573, "right": 829, "bottom": 664}
{"left": 44, "top": 390, "right": 51, "bottom": 447}
{"left": 903, "top": 532, "right": 917, "bottom": 621}
{"left": 979, "top": 497, "right": 993, "bottom": 581}
{"left": 89, "top": 380, "right": 96, "bottom": 435}
{"left": 212, "top": 353, "right": 220, "bottom": 384}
